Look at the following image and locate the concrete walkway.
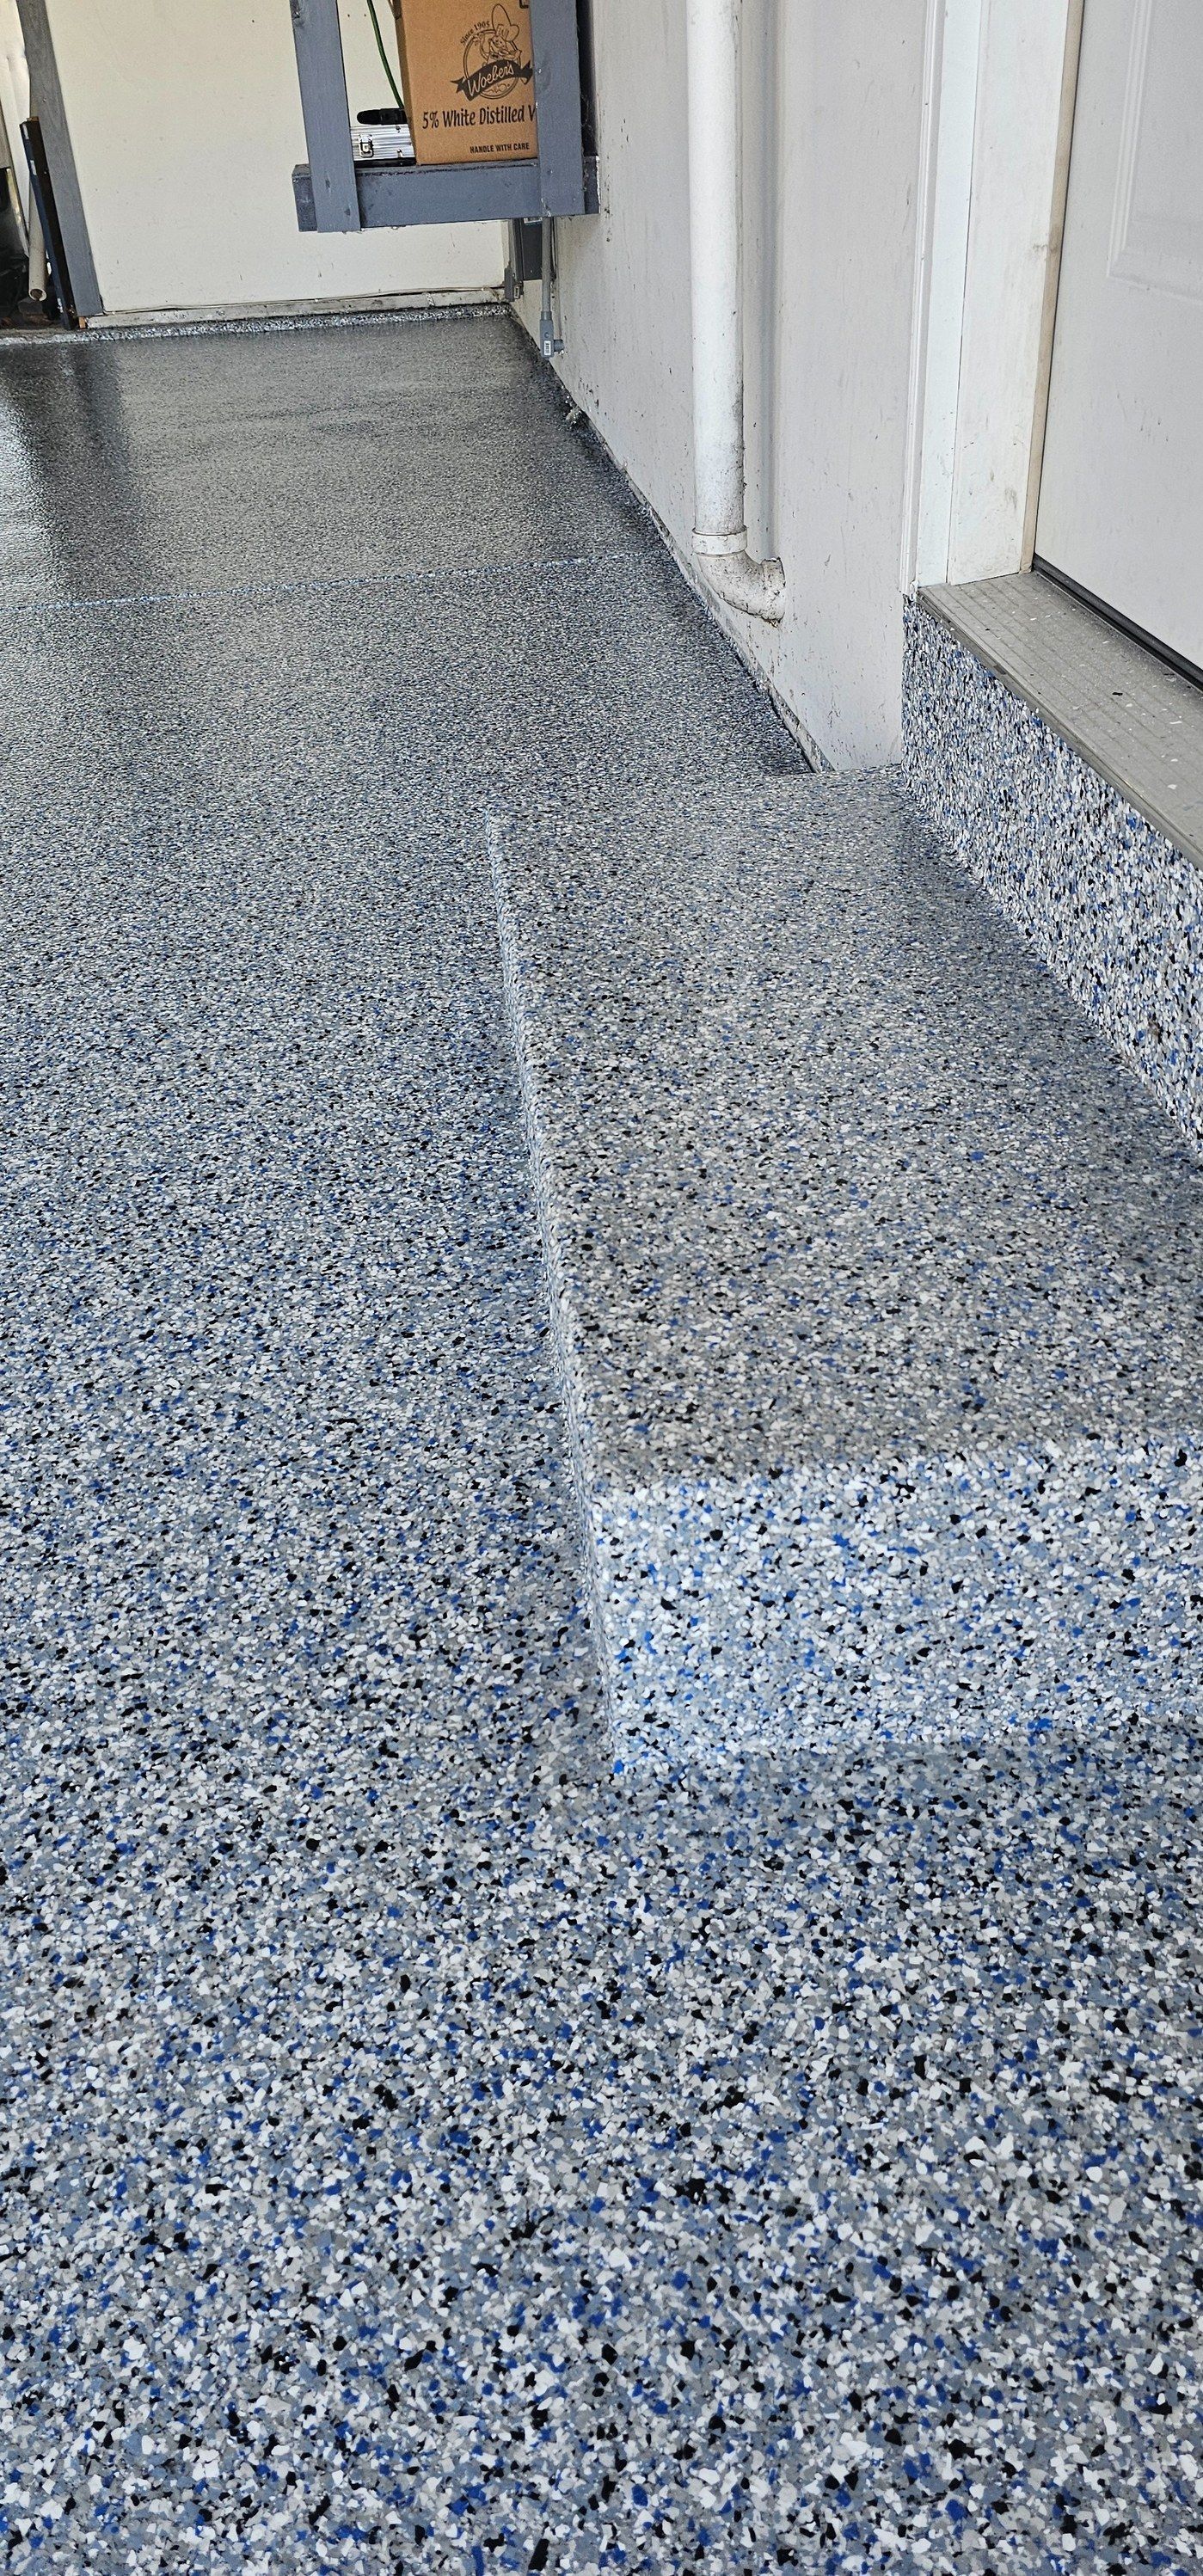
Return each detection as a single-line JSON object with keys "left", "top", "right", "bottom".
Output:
{"left": 0, "top": 314, "right": 1199, "bottom": 2576}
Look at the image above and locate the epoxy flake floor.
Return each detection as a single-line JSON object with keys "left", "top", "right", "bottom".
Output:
{"left": 0, "top": 314, "right": 1200, "bottom": 2576}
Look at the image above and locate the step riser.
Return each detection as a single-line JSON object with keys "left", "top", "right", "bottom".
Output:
{"left": 904, "top": 601, "right": 1203, "bottom": 1156}
{"left": 493, "top": 782, "right": 1203, "bottom": 1767}
{"left": 592, "top": 1448, "right": 1201, "bottom": 1763}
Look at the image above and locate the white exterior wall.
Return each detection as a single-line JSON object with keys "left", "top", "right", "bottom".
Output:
{"left": 525, "top": 0, "right": 930, "bottom": 769}
{"left": 44, "top": 0, "right": 503, "bottom": 318}
{"left": 522, "top": 0, "right": 1075, "bottom": 770}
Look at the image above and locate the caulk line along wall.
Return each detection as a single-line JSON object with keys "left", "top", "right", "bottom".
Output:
{"left": 521, "top": 0, "right": 929, "bottom": 770}
{"left": 41, "top": 0, "right": 504, "bottom": 316}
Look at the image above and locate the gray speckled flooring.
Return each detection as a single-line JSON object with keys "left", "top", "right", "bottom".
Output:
{"left": 1, "top": 314, "right": 1201, "bottom": 2576}
{"left": 0, "top": 316, "right": 644, "bottom": 603}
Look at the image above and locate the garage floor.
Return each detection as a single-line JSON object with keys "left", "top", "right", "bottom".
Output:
{"left": 0, "top": 313, "right": 1199, "bottom": 2576}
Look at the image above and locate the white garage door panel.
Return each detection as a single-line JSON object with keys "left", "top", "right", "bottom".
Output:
{"left": 1036, "top": 0, "right": 1203, "bottom": 672}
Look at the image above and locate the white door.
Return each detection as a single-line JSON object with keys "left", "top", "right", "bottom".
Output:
{"left": 1035, "top": 0, "right": 1203, "bottom": 672}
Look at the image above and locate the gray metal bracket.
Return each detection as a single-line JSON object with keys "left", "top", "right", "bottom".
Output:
{"left": 289, "top": 0, "right": 591, "bottom": 233}
{"left": 290, "top": 0, "right": 360, "bottom": 232}
{"left": 294, "top": 152, "right": 598, "bottom": 232}
{"left": 528, "top": 0, "right": 585, "bottom": 215}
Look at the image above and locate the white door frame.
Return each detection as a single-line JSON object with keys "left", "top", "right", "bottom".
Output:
{"left": 903, "top": 0, "right": 1085, "bottom": 594}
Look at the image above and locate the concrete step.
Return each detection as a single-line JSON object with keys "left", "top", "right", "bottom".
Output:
{"left": 491, "top": 772, "right": 1203, "bottom": 1763}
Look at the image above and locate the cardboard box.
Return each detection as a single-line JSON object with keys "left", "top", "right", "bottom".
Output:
{"left": 392, "top": 0, "right": 538, "bottom": 165}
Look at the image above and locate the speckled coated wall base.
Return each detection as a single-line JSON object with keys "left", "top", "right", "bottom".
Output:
{"left": 493, "top": 776, "right": 1203, "bottom": 1766}
{"left": 904, "top": 599, "right": 1203, "bottom": 1154}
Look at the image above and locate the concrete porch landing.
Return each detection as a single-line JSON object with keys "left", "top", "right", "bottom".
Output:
{"left": 494, "top": 775, "right": 1203, "bottom": 1763}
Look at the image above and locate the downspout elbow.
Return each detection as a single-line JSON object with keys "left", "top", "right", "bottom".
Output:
{"left": 686, "top": 0, "right": 785, "bottom": 629}
{"left": 694, "top": 531, "right": 786, "bottom": 624}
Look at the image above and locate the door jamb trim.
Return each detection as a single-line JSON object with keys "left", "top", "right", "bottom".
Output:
{"left": 1021, "top": 0, "right": 1085, "bottom": 570}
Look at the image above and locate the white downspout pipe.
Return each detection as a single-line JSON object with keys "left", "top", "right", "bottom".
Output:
{"left": 685, "top": 0, "right": 785, "bottom": 623}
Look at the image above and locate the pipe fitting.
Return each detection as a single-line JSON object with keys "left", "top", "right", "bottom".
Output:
{"left": 685, "top": 0, "right": 785, "bottom": 628}
{"left": 695, "top": 533, "right": 786, "bottom": 623}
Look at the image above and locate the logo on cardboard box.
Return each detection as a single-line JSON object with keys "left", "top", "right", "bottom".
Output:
{"left": 456, "top": 7, "right": 533, "bottom": 104}
{"left": 395, "top": 0, "right": 537, "bottom": 163}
